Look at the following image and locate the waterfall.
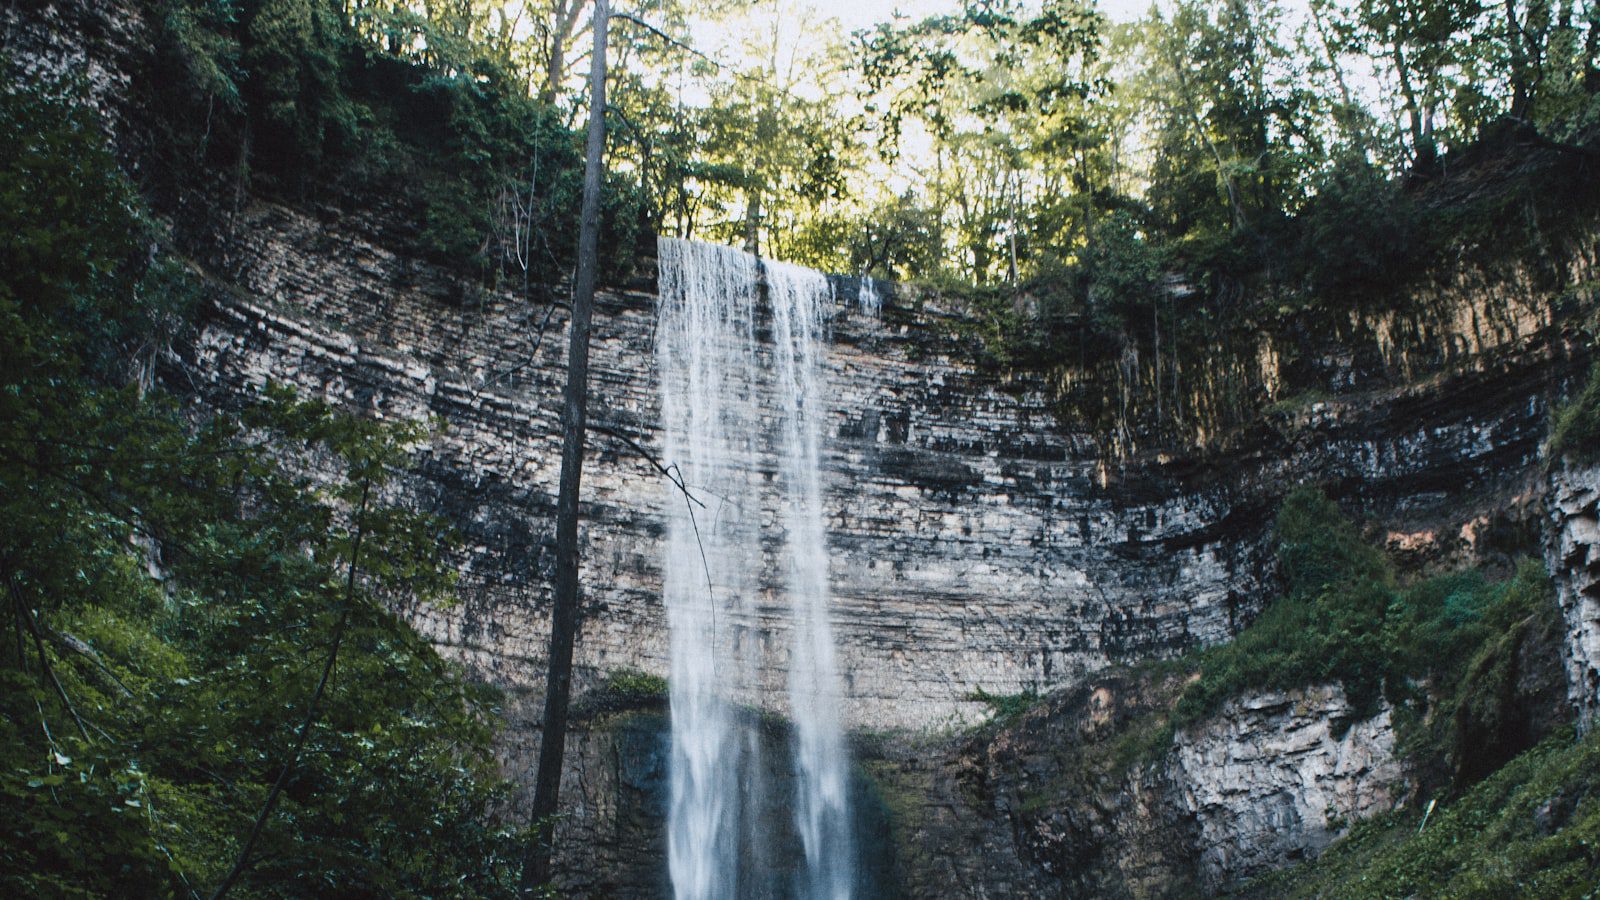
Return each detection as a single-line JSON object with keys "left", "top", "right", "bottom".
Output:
{"left": 656, "top": 238, "right": 856, "bottom": 899}
{"left": 857, "top": 276, "right": 881, "bottom": 318}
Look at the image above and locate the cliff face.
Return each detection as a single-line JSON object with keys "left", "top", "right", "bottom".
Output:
{"left": 169, "top": 204, "right": 1592, "bottom": 891}
{"left": 860, "top": 674, "right": 1404, "bottom": 897}
{"left": 1548, "top": 462, "right": 1600, "bottom": 726}
{"left": 179, "top": 198, "right": 1265, "bottom": 730}
{"left": 181, "top": 199, "right": 1590, "bottom": 727}
{"left": 8, "top": 0, "right": 1600, "bottom": 893}
{"left": 1166, "top": 687, "right": 1406, "bottom": 889}
{"left": 171, "top": 191, "right": 1594, "bottom": 734}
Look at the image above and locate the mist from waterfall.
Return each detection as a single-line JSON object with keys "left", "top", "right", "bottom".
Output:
{"left": 656, "top": 238, "right": 855, "bottom": 899}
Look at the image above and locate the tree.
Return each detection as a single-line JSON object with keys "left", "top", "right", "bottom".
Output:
{"left": 858, "top": 0, "right": 1108, "bottom": 283}
{"left": 0, "top": 72, "right": 521, "bottom": 900}
{"left": 520, "top": 0, "right": 608, "bottom": 892}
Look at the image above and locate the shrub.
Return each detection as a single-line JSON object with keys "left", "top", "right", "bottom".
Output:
{"left": 967, "top": 686, "right": 1042, "bottom": 725}
{"left": 1176, "top": 487, "right": 1560, "bottom": 751}
{"left": 1549, "top": 360, "right": 1600, "bottom": 464}
{"left": 604, "top": 668, "right": 668, "bottom": 699}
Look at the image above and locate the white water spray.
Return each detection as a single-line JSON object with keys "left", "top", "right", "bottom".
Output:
{"left": 768, "top": 260, "right": 855, "bottom": 900}
{"left": 656, "top": 238, "right": 855, "bottom": 899}
{"left": 856, "top": 275, "right": 881, "bottom": 318}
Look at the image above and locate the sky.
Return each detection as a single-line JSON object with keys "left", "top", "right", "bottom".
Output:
{"left": 681, "top": 0, "right": 1163, "bottom": 86}
{"left": 813, "top": 0, "right": 1155, "bottom": 31}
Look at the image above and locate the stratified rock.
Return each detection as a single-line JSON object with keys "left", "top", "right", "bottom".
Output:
{"left": 1548, "top": 462, "right": 1600, "bottom": 727}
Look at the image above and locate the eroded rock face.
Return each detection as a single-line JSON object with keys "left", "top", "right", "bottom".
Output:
{"left": 1167, "top": 687, "right": 1405, "bottom": 890}
{"left": 920, "top": 677, "right": 1405, "bottom": 898}
{"left": 167, "top": 197, "right": 1284, "bottom": 731}
{"left": 1548, "top": 463, "right": 1600, "bottom": 726}
{"left": 0, "top": 0, "right": 142, "bottom": 135}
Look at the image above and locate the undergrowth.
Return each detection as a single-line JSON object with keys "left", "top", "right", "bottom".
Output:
{"left": 967, "top": 686, "right": 1041, "bottom": 726}
{"left": 603, "top": 668, "right": 668, "bottom": 699}
{"left": 1174, "top": 486, "right": 1557, "bottom": 779}
{"left": 1236, "top": 726, "right": 1600, "bottom": 898}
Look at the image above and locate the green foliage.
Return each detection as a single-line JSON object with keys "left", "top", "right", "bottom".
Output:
{"left": 1292, "top": 154, "right": 1421, "bottom": 301}
{"left": 1243, "top": 726, "right": 1600, "bottom": 898}
{"left": 1174, "top": 488, "right": 1392, "bottom": 721}
{"left": 1080, "top": 211, "right": 1169, "bottom": 327}
{"left": 603, "top": 668, "right": 668, "bottom": 699}
{"left": 1175, "top": 487, "right": 1561, "bottom": 789}
{"left": 0, "top": 76, "right": 520, "bottom": 897}
{"left": 0, "top": 74, "right": 175, "bottom": 382}
{"left": 967, "top": 686, "right": 1042, "bottom": 725}
{"left": 240, "top": 0, "right": 359, "bottom": 183}
{"left": 1550, "top": 360, "right": 1600, "bottom": 464}
{"left": 143, "top": 0, "right": 641, "bottom": 283}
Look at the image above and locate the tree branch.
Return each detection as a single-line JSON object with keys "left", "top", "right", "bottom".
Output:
{"left": 7, "top": 574, "right": 91, "bottom": 742}
{"left": 210, "top": 480, "right": 372, "bottom": 900}
{"left": 589, "top": 422, "right": 705, "bottom": 509}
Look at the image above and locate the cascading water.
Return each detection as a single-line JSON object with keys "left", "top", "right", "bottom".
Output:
{"left": 768, "top": 260, "right": 855, "bottom": 900}
{"left": 656, "top": 238, "right": 857, "bottom": 899}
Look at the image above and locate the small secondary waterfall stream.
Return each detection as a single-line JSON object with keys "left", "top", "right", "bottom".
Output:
{"left": 656, "top": 238, "right": 856, "bottom": 899}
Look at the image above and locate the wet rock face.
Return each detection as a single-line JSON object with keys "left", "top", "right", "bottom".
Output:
{"left": 1548, "top": 463, "right": 1600, "bottom": 726}
{"left": 536, "top": 705, "right": 897, "bottom": 899}
{"left": 546, "top": 710, "right": 673, "bottom": 899}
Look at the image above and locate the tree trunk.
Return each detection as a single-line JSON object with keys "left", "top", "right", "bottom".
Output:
{"left": 542, "top": 1, "right": 591, "bottom": 103}
{"left": 1506, "top": 0, "right": 1532, "bottom": 117}
{"left": 520, "top": 0, "right": 607, "bottom": 892}
{"left": 743, "top": 190, "right": 761, "bottom": 257}
{"left": 1390, "top": 42, "right": 1434, "bottom": 169}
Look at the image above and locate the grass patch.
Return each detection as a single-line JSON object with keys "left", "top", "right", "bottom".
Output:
{"left": 967, "top": 686, "right": 1043, "bottom": 726}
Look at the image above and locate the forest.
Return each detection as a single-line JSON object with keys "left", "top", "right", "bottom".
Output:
{"left": 3, "top": 0, "right": 1600, "bottom": 896}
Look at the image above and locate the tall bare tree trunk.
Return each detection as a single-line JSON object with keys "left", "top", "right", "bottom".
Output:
{"left": 743, "top": 190, "right": 761, "bottom": 257}
{"left": 520, "top": 0, "right": 607, "bottom": 892}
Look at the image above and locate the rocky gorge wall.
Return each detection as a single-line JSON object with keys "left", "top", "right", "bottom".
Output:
{"left": 172, "top": 192, "right": 1593, "bottom": 732}
{"left": 167, "top": 196, "right": 1590, "bottom": 730}
{"left": 861, "top": 676, "right": 1408, "bottom": 897}
{"left": 170, "top": 208, "right": 1596, "bottom": 893}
